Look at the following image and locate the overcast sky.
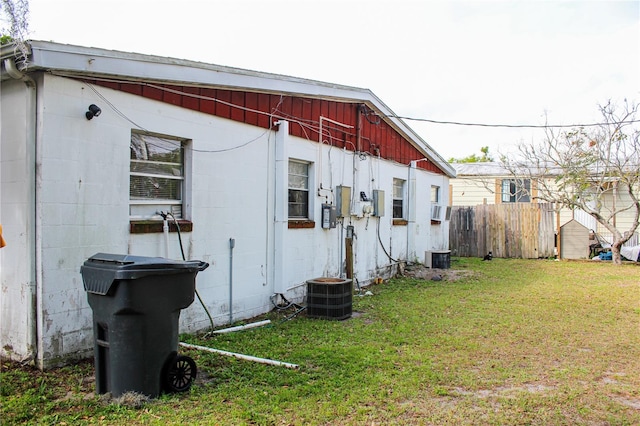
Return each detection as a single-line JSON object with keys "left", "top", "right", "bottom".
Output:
{"left": 18, "top": 0, "right": 640, "bottom": 160}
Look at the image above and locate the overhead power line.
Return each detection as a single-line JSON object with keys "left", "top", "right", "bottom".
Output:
{"left": 79, "top": 74, "right": 639, "bottom": 133}
{"left": 388, "top": 115, "right": 640, "bottom": 129}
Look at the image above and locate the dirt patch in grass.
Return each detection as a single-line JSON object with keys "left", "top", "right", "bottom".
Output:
{"left": 402, "top": 263, "right": 477, "bottom": 281}
{"left": 613, "top": 396, "right": 640, "bottom": 410}
{"left": 451, "top": 383, "right": 557, "bottom": 398}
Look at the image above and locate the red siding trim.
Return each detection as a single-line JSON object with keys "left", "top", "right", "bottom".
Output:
{"left": 245, "top": 92, "right": 259, "bottom": 126}
{"left": 230, "top": 91, "right": 245, "bottom": 122}
{"left": 143, "top": 85, "right": 163, "bottom": 101}
{"left": 88, "top": 79, "right": 447, "bottom": 175}
{"left": 121, "top": 83, "right": 142, "bottom": 96}
{"left": 216, "top": 90, "right": 231, "bottom": 118}
{"left": 200, "top": 88, "right": 216, "bottom": 114}
{"left": 257, "top": 94, "right": 271, "bottom": 128}
{"left": 163, "top": 85, "right": 182, "bottom": 106}
{"left": 100, "top": 81, "right": 120, "bottom": 91}
{"left": 182, "top": 86, "right": 200, "bottom": 111}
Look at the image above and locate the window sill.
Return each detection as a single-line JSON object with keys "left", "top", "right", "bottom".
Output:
{"left": 392, "top": 219, "right": 408, "bottom": 226}
{"left": 288, "top": 220, "right": 315, "bottom": 229}
{"left": 130, "top": 220, "right": 193, "bottom": 234}
{"left": 431, "top": 220, "right": 442, "bottom": 225}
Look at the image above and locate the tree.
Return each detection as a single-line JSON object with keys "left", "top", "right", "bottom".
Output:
{"left": 503, "top": 101, "right": 640, "bottom": 265}
{"left": 0, "top": 0, "right": 30, "bottom": 64}
{"left": 449, "top": 146, "right": 494, "bottom": 163}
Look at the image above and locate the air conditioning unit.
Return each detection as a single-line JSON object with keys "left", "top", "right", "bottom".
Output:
{"left": 431, "top": 204, "right": 442, "bottom": 221}
{"left": 444, "top": 206, "right": 452, "bottom": 221}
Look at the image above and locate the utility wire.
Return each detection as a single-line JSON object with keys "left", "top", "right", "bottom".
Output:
{"left": 129, "top": 79, "right": 640, "bottom": 129}
{"left": 77, "top": 74, "right": 640, "bottom": 131}
{"left": 388, "top": 115, "right": 640, "bottom": 129}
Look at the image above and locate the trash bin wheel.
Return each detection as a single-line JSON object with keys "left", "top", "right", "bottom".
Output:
{"left": 164, "top": 354, "right": 197, "bottom": 393}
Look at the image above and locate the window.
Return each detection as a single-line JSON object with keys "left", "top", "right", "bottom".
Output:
{"left": 288, "top": 160, "right": 310, "bottom": 219}
{"left": 130, "top": 132, "right": 187, "bottom": 219}
{"left": 431, "top": 185, "right": 442, "bottom": 220}
{"left": 431, "top": 185, "right": 440, "bottom": 203}
{"left": 501, "top": 179, "right": 531, "bottom": 203}
{"left": 393, "top": 178, "right": 405, "bottom": 219}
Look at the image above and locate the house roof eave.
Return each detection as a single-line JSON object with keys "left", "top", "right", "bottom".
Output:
{"left": 6, "top": 40, "right": 456, "bottom": 177}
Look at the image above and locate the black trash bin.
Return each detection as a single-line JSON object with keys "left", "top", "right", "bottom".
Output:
{"left": 81, "top": 253, "right": 209, "bottom": 398}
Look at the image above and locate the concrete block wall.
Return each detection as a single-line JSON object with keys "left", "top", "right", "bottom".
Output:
{"left": 1, "top": 74, "right": 450, "bottom": 367}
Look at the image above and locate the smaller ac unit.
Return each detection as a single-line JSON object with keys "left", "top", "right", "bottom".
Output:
{"left": 431, "top": 204, "right": 442, "bottom": 221}
{"left": 444, "top": 206, "right": 452, "bottom": 221}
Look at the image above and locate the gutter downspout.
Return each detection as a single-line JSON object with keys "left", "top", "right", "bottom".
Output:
{"left": 4, "top": 58, "right": 40, "bottom": 366}
{"left": 273, "top": 120, "right": 288, "bottom": 295}
{"left": 229, "top": 238, "right": 235, "bottom": 324}
{"left": 407, "top": 161, "right": 415, "bottom": 262}
{"left": 356, "top": 105, "right": 362, "bottom": 153}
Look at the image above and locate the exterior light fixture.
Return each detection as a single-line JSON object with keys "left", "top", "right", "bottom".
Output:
{"left": 86, "top": 104, "right": 101, "bottom": 120}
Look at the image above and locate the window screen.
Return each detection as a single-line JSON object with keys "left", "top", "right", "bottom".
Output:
{"left": 393, "top": 178, "right": 405, "bottom": 219}
{"left": 130, "top": 132, "right": 186, "bottom": 219}
{"left": 288, "top": 160, "right": 309, "bottom": 219}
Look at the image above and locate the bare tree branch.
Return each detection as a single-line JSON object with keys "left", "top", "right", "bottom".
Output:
{"left": 1, "top": 0, "right": 30, "bottom": 65}
{"left": 503, "top": 101, "right": 640, "bottom": 264}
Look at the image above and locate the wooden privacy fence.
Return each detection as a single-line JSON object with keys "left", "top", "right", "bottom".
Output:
{"left": 449, "top": 203, "right": 555, "bottom": 259}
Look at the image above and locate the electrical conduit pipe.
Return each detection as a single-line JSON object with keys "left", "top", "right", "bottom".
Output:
{"left": 179, "top": 342, "right": 299, "bottom": 369}
{"left": 229, "top": 238, "right": 235, "bottom": 324}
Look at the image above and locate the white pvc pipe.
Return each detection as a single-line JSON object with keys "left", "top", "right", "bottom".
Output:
{"left": 229, "top": 238, "right": 235, "bottom": 324}
{"left": 179, "top": 342, "right": 299, "bottom": 369}
{"left": 163, "top": 217, "right": 170, "bottom": 258}
{"left": 5, "top": 58, "right": 41, "bottom": 365}
{"left": 212, "top": 320, "right": 271, "bottom": 334}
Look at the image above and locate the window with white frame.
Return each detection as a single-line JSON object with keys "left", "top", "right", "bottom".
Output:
{"left": 130, "top": 132, "right": 187, "bottom": 219}
{"left": 288, "top": 160, "right": 310, "bottom": 219}
{"left": 501, "top": 178, "right": 531, "bottom": 203}
{"left": 393, "top": 178, "right": 405, "bottom": 219}
{"left": 431, "top": 185, "right": 440, "bottom": 204}
{"left": 431, "top": 185, "right": 442, "bottom": 220}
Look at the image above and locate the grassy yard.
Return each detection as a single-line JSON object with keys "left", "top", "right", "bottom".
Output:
{"left": 2, "top": 258, "right": 639, "bottom": 425}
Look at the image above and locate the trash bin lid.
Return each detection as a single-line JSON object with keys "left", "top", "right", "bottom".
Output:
{"left": 81, "top": 253, "right": 209, "bottom": 295}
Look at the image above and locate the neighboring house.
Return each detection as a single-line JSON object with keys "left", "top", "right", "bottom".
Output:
{"left": 450, "top": 162, "right": 638, "bottom": 250}
{"left": 0, "top": 41, "right": 455, "bottom": 368}
{"left": 450, "top": 162, "right": 538, "bottom": 206}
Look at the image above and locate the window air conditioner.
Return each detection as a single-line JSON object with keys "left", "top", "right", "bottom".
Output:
{"left": 431, "top": 204, "right": 442, "bottom": 221}
{"left": 444, "top": 206, "right": 452, "bottom": 221}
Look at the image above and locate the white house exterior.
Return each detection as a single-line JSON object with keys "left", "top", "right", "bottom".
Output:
{"left": 1, "top": 41, "right": 455, "bottom": 368}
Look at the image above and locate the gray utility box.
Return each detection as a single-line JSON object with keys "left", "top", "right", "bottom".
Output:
{"left": 81, "top": 253, "right": 208, "bottom": 398}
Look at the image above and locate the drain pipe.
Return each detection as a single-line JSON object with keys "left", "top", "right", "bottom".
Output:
{"left": 407, "top": 161, "right": 415, "bottom": 262}
{"left": 159, "top": 211, "right": 170, "bottom": 257}
{"left": 164, "top": 219, "right": 169, "bottom": 257}
{"left": 179, "top": 342, "right": 299, "bottom": 369}
{"left": 212, "top": 320, "right": 271, "bottom": 334}
{"left": 408, "top": 159, "right": 428, "bottom": 263}
{"left": 229, "top": 238, "right": 235, "bottom": 324}
{"left": 4, "top": 57, "right": 40, "bottom": 366}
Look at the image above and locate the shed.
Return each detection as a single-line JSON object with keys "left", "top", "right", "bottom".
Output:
{"left": 560, "top": 219, "right": 590, "bottom": 259}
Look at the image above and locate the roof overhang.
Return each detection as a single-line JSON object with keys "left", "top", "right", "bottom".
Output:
{"left": 2, "top": 40, "right": 455, "bottom": 177}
